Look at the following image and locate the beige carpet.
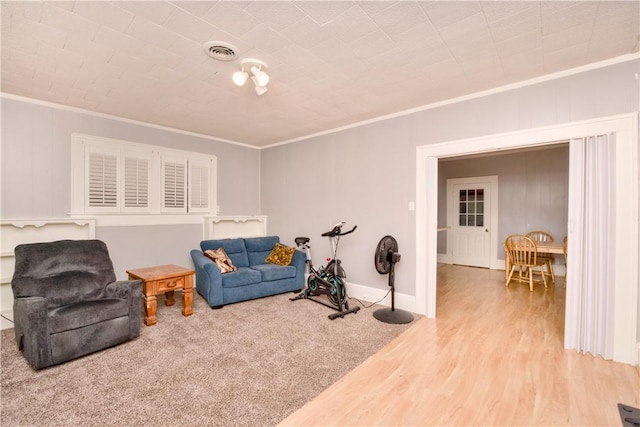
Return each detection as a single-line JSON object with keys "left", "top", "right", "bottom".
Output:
{"left": 1, "top": 292, "right": 415, "bottom": 426}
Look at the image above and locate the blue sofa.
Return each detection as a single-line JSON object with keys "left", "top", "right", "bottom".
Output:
{"left": 190, "top": 236, "right": 305, "bottom": 308}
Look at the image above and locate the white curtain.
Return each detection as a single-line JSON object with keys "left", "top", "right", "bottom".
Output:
{"left": 565, "top": 134, "right": 615, "bottom": 359}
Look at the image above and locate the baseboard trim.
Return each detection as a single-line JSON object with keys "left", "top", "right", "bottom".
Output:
{"left": 1, "top": 310, "right": 14, "bottom": 330}
{"left": 345, "top": 281, "right": 416, "bottom": 313}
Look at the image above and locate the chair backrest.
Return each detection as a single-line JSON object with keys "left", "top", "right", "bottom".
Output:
{"left": 12, "top": 240, "right": 116, "bottom": 307}
{"left": 525, "top": 230, "right": 554, "bottom": 244}
{"left": 505, "top": 234, "right": 538, "bottom": 267}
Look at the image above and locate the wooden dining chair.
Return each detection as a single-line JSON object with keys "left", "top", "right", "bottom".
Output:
{"left": 504, "top": 234, "right": 548, "bottom": 291}
{"left": 525, "top": 230, "right": 555, "bottom": 284}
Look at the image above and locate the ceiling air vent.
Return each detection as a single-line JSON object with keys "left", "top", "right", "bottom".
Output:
{"left": 203, "top": 41, "right": 238, "bottom": 61}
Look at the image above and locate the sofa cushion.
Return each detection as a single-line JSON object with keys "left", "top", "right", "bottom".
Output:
{"left": 265, "top": 243, "right": 296, "bottom": 266}
{"left": 251, "top": 264, "right": 297, "bottom": 282}
{"left": 201, "top": 239, "right": 249, "bottom": 268}
{"left": 47, "top": 298, "right": 130, "bottom": 334}
{"left": 245, "top": 236, "right": 280, "bottom": 266}
{"left": 220, "top": 267, "right": 262, "bottom": 288}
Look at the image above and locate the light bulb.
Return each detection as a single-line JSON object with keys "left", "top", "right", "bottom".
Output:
{"left": 251, "top": 66, "right": 269, "bottom": 87}
{"left": 232, "top": 70, "right": 248, "bottom": 86}
{"left": 251, "top": 77, "right": 268, "bottom": 95}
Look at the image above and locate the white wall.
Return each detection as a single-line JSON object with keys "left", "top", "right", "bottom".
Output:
{"left": 0, "top": 97, "right": 261, "bottom": 279}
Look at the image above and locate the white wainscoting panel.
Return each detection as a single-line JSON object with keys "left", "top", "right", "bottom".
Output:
{"left": 204, "top": 216, "right": 267, "bottom": 239}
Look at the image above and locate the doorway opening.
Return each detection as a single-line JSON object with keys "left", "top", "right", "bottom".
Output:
{"left": 415, "top": 114, "right": 638, "bottom": 365}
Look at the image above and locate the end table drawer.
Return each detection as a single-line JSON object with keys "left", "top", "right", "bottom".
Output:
{"left": 158, "top": 277, "right": 185, "bottom": 292}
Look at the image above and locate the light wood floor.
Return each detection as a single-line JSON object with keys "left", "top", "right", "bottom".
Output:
{"left": 279, "top": 264, "right": 639, "bottom": 426}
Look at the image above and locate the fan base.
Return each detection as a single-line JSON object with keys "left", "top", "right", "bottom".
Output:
{"left": 373, "top": 307, "right": 414, "bottom": 324}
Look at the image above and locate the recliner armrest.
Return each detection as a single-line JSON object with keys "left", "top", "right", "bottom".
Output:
{"left": 105, "top": 280, "right": 142, "bottom": 339}
{"left": 13, "top": 296, "right": 51, "bottom": 369}
{"left": 106, "top": 280, "right": 142, "bottom": 299}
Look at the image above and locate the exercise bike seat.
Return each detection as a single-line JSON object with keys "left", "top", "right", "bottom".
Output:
{"left": 295, "top": 237, "right": 310, "bottom": 246}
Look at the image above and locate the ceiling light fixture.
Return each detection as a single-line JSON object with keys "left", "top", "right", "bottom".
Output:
{"left": 233, "top": 58, "right": 269, "bottom": 96}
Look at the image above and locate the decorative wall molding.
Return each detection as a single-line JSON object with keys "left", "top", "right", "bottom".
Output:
{"left": 204, "top": 216, "right": 267, "bottom": 239}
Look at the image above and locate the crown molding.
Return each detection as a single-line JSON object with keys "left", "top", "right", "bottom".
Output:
{"left": 264, "top": 53, "right": 640, "bottom": 149}
{"left": 0, "top": 93, "right": 259, "bottom": 150}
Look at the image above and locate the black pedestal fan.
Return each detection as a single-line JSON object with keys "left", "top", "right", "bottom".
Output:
{"left": 373, "top": 235, "right": 414, "bottom": 324}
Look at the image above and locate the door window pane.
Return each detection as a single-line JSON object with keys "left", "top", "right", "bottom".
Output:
{"left": 458, "top": 187, "right": 485, "bottom": 227}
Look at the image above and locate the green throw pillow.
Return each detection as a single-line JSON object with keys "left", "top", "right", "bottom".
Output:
{"left": 265, "top": 243, "right": 295, "bottom": 266}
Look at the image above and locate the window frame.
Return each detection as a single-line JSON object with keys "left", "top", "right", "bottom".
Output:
{"left": 70, "top": 134, "right": 217, "bottom": 222}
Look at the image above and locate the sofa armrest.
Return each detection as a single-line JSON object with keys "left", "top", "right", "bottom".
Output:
{"left": 291, "top": 249, "right": 307, "bottom": 289}
{"left": 291, "top": 249, "right": 306, "bottom": 270}
{"left": 13, "top": 296, "right": 51, "bottom": 370}
{"left": 190, "top": 249, "right": 224, "bottom": 306}
{"left": 106, "top": 280, "right": 143, "bottom": 338}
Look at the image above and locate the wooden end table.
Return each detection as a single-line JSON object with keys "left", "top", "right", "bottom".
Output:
{"left": 126, "top": 264, "right": 194, "bottom": 326}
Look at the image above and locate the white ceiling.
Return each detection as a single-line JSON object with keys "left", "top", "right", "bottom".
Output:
{"left": 2, "top": 1, "right": 639, "bottom": 147}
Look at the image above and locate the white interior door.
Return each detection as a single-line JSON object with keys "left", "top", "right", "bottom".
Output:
{"left": 448, "top": 178, "right": 492, "bottom": 268}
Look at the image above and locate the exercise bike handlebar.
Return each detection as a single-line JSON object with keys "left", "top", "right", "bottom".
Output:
{"left": 321, "top": 224, "right": 357, "bottom": 237}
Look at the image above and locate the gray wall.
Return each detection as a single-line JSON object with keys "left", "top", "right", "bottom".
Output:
{"left": 261, "top": 60, "right": 639, "bottom": 307}
{"left": 1, "top": 97, "right": 261, "bottom": 278}
{"left": 1, "top": 59, "right": 639, "bottom": 338}
{"left": 437, "top": 145, "right": 570, "bottom": 261}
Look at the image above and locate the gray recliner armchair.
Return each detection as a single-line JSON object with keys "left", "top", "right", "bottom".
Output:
{"left": 11, "top": 239, "right": 142, "bottom": 370}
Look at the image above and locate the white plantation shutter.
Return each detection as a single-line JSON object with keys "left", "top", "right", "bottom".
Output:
{"left": 163, "top": 160, "right": 186, "bottom": 211}
{"left": 189, "top": 161, "right": 210, "bottom": 211}
{"left": 71, "top": 134, "right": 216, "bottom": 216}
{"left": 88, "top": 152, "right": 118, "bottom": 210}
{"left": 123, "top": 156, "right": 149, "bottom": 210}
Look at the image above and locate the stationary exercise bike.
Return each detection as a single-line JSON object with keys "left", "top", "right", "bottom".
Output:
{"left": 290, "top": 222, "right": 361, "bottom": 319}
